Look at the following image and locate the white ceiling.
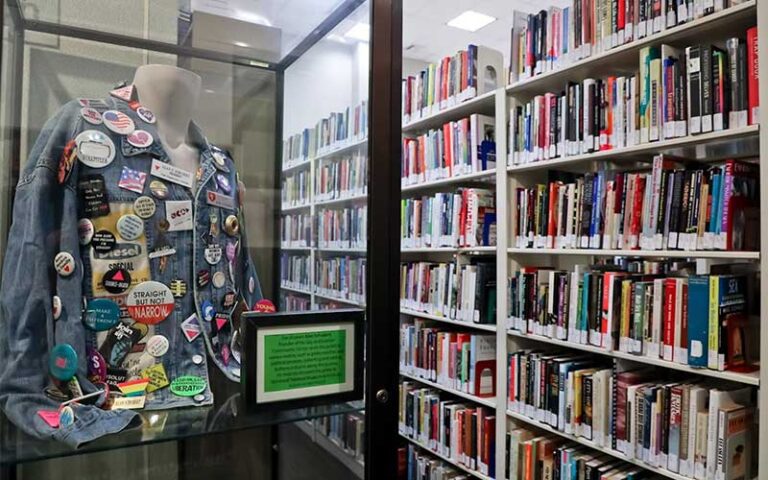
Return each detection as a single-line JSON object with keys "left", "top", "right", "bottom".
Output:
{"left": 403, "top": 0, "right": 569, "bottom": 67}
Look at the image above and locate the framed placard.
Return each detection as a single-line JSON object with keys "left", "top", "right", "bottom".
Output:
{"left": 241, "top": 309, "right": 364, "bottom": 411}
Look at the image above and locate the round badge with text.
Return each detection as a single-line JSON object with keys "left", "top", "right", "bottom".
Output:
{"left": 126, "top": 281, "right": 174, "bottom": 325}
{"left": 80, "top": 107, "right": 103, "bottom": 125}
{"left": 102, "top": 267, "right": 131, "bottom": 294}
{"left": 78, "top": 218, "right": 94, "bottom": 245}
{"left": 170, "top": 375, "right": 207, "bottom": 397}
{"left": 116, "top": 214, "right": 144, "bottom": 240}
{"left": 75, "top": 130, "right": 116, "bottom": 168}
{"left": 204, "top": 244, "right": 222, "bottom": 265}
{"left": 91, "top": 230, "right": 116, "bottom": 252}
{"left": 254, "top": 299, "right": 276, "bottom": 314}
{"left": 87, "top": 347, "right": 107, "bottom": 383}
{"left": 54, "top": 252, "right": 76, "bottom": 277}
{"left": 83, "top": 298, "right": 121, "bottom": 330}
{"left": 102, "top": 110, "right": 135, "bottom": 135}
{"left": 211, "top": 151, "right": 230, "bottom": 172}
{"left": 145, "top": 335, "right": 169, "bottom": 357}
{"left": 133, "top": 196, "right": 156, "bottom": 219}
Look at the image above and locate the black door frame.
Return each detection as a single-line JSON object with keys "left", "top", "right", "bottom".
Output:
{"left": 366, "top": 0, "right": 403, "bottom": 479}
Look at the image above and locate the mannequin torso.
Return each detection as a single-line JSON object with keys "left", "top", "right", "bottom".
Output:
{"left": 132, "top": 64, "right": 202, "bottom": 175}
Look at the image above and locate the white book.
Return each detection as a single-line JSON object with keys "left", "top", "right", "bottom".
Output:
{"left": 706, "top": 387, "right": 752, "bottom": 480}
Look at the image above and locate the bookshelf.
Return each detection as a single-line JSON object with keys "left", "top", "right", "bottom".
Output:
{"left": 295, "top": 418, "right": 365, "bottom": 479}
{"left": 279, "top": 101, "right": 368, "bottom": 311}
{"left": 400, "top": 434, "right": 495, "bottom": 480}
{"left": 399, "top": 2, "right": 766, "bottom": 478}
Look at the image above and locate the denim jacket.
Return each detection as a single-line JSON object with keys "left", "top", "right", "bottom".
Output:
{"left": 0, "top": 85, "right": 262, "bottom": 447}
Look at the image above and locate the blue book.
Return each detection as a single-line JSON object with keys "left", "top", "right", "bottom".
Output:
{"left": 687, "top": 275, "right": 710, "bottom": 367}
{"left": 709, "top": 172, "right": 721, "bottom": 234}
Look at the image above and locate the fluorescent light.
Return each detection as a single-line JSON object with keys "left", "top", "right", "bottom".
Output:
{"left": 344, "top": 23, "right": 370, "bottom": 42}
{"left": 234, "top": 41, "right": 250, "bottom": 48}
{"left": 446, "top": 10, "right": 496, "bottom": 32}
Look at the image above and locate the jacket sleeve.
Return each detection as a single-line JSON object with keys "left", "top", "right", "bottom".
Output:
{"left": 235, "top": 173, "right": 263, "bottom": 310}
{"left": 0, "top": 101, "right": 137, "bottom": 448}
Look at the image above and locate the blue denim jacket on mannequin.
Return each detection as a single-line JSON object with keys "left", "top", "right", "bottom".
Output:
{"left": 0, "top": 85, "right": 262, "bottom": 447}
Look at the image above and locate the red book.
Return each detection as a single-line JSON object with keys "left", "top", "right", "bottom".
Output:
{"left": 443, "top": 123, "right": 453, "bottom": 178}
{"left": 482, "top": 415, "right": 495, "bottom": 469}
{"left": 679, "top": 281, "right": 688, "bottom": 362}
{"left": 747, "top": 26, "right": 759, "bottom": 125}
{"left": 618, "top": 0, "right": 626, "bottom": 31}
{"left": 547, "top": 181, "right": 559, "bottom": 244}
{"left": 663, "top": 278, "right": 676, "bottom": 361}
{"left": 629, "top": 175, "right": 646, "bottom": 248}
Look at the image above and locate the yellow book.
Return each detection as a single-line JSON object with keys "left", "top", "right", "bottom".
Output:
{"left": 707, "top": 275, "right": 719, "bottom": 370}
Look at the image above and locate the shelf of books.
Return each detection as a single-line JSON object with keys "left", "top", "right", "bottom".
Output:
{"left": 295, "top": 414, "right": 365, "bottom": 479}
{"left": 400, "top": 0, "right": 765, "bottom": 477}
{"left": 279, "top": 100, "right": 369, "bottom": 312}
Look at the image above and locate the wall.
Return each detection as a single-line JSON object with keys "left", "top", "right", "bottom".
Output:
{"left": 282, "top": 38, "right": 368, "bottom": 137}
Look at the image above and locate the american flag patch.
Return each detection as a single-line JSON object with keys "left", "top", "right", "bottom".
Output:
{"left": 118, "top": 166, "right": 147, "bottom": 194}
{"left": 103, "top": 110, "right": 135, "bottom": 134}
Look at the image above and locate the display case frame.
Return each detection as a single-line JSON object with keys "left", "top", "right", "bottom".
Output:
{"left": 0, "top": 0, "right": 403, "bottom": 478}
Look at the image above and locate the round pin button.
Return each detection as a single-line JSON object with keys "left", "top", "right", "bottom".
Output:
{"left": 136, "top": 106, "right": 156, "bottom": 124}
{"left": 127, "top": 130, "right": 154, "bottom": 148}
{"left": 102, "top": 268, "right": 131, "bottom": 294}
{"left": 83, "top": 298, "right": 121, "bottom": 330}
{"left": 226, "top": 242, "right": 237, "bottom": 262}
{"left": 170, "top": 375, "right": 207, "bottom": 397}
{"left": 54, "top": 252, "right": 76, "bottom": 277}
{"left": 58, "top": 406, "right": 75, "bottom": 427}
{"left": 212, "top": 271, "right": 226, "bottom": 288}
{"left": 192, "top": 354, "right": 204, "bottom": 365}
{"left": 223, "top": 215, "right": 240, "bottom": 236}
{"left": 91, "top": 230, "right": 116, "bottom": 252}
{"left": 150, "top": 180, "right": 168, "bottom": 199}
{"left": 87, "top": 347, "right": 107, "bottom": 383}
{"left": 78, "top": 218, "right": 94, "bottom": 245}
{"left": 201, "top": 300, "right": 215, "bottom": 322}
{"left": 80, "top": 107, "right": 103, "bottom": 125}
{"left": 116, "top": 214, "right": 144, "bottom": 240}
{"left": 75, "top": 130, "right": 116, "bottom": 168}
{"left": 146, "top": 335, "right": 169, "bottom": 357}
{"left": 126, "top": 281, "right": 174, "bottom": 325}
{"left": 102, "top": 110, "right": 135, "bottom": 135}
{"left": 52, "top": 296, "right": 62, "bottom": 320}
{"left": 133, "top": 196, "right": 156, "bottom": 219}
{"left": 211, "top": 151, "right": 229, "bottom": 172}
{"left": 215, "top": 174, "right": 232, "bottom": 194}
{"left": 49, "top": 344, "right": 78, "bottom": 381}
{"left": 193, "top": 394, "right": 206, "bottom": 403}
{"left": 204, "top": 244, "right": 222, "bottom": 265}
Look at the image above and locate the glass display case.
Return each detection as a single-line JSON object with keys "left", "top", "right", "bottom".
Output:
{"left": 0, "top": 0, "right": 403, "bottom": 478}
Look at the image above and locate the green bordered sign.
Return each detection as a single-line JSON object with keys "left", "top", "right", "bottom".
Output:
{"left": 241, "top": 309, "right": 364, "bottom": 411}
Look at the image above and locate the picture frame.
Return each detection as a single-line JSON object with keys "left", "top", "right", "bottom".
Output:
{"left": 241, "top": 308, "right": 365, "bottom": 411}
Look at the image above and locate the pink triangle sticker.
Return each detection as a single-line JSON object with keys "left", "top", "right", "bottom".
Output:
{"left": 112, "top": 271, "right": 124, "bottom": 281}
{"left": 216, "top": 316, "right": 227, "bottom": 331}
{"left": 37, "top": 410, "right": 60, "bottom": 428}
{"left": 110, "top": 85, "right": 134, "bottom": 101}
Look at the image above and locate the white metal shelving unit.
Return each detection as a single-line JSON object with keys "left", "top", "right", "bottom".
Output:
{"left": 279, "top": 136, "right": 368, "bottom": 310}
{"left": 399, "top": 2, "right": 766, "bottom": 478}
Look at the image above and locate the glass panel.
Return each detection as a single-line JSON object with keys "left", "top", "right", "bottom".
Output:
{"left": 278, "top": 1, "right": 369, "bottom": 478}
{"left": 12, "top": 0, "right": 356, "bottom": 63}
{"left": 0, "top": 0, "right": 370, "bottom": 477}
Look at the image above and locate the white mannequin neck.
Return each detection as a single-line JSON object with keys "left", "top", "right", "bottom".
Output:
{"left": 132, "top": 64, "right": 202, "bottom": 173}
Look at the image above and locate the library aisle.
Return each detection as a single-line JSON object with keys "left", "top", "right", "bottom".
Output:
{"left": 396, "top": 0, "right": 766, "bottom": 479}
